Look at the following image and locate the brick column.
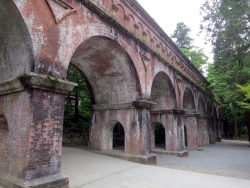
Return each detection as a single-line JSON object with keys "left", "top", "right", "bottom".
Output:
{"left": 208, "top": 117, "right": 216, "bottom": 144}
{"left": 90, "top": 100, "right": 157, "bottom": 164}
{"left": 197, "top": 116, "right": 209, "bottom": 146}
{"left": 0, "top": 73, "right": 76, "bottom": 188}
{"left": 0, "top": 116, "right": 8, "bottom": 162}
{"left": 183, "top": 113, "right": 200, "bottom": 149}
{"left": 151, "top": 109, "right": 186, "bottom": 152}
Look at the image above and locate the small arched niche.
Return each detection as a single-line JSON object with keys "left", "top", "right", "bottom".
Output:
{"left": 184, "top": 125, "right": 188, "bottom": 148}
{"left": 102, "top": 121, "right": 125, "bottom": 151}
{"left": 151, "top": 122, "right": 166, "bottom": 149}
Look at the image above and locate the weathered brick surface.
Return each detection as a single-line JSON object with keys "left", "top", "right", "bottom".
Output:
{"left": 0, "top": 89, "right": 65, "bottom": 181}
{"left": 26, "top": 89, "right": 65, "bottom": 180}
{"left": 151, "top": 114, "right": 183, "bottom": 151}
{"left": 90, "top": 107, "right": 152, "bottom": 155}
{"left": 184, "top": 116, "right": 199, "bottom": 149}
{"left": 0, "top": 91, "right": 31, "bottom": 179}
{"left": 0, "top": 116, "right": 8, "bottom": 162}
{"left": 0, "top": 0, "right": 223, "bottom": 187}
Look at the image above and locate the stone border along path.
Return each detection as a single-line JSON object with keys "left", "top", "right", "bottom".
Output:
{"left": 157, "top": 140, "right": 250, "bottom": 181}
{"left": 61, "top": 145, "right": 250, "bottom": 188}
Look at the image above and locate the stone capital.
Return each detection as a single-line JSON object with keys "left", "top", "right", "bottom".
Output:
{"left": 151, "top": 109, "right": 185, "bottom": 115}
{"left": 183, "top": 113, "right": 200, "bottom": 117}
{"left": 92, "top": 103, "right": 134, "bottom": 111}
{"left": 0, "top": 73, "right": 77, "bottom": 96}
{"left": 132, "top": 100, "right": 156, "bottom": 109}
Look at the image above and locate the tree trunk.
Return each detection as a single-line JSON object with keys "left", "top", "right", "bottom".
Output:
{"left": 234, "top": 112, "right": 238, "bottom": 140}
{"left": 245, "top": 111, "right": 250, "bottom": 146}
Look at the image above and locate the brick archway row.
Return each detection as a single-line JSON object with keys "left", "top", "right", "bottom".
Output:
{"left": 0, "top": 0, "right": 222, "bottom": 187}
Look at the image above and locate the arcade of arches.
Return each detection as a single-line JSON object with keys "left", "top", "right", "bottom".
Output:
{"left": 0, "top": 0, "right": 223, "bottom": 187}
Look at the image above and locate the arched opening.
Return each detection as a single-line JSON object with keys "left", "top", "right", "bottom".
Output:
{"left": 151, "top": 122, "right": 166, "bottom": 149}
{"left": 213, "top": 106, "right": 219, "bottom": 140}
{"left": 0, "top": 115, "right": 9, "bottom": 173}
{"left": 150, "top": 72, "right": 176, "bottom": 151}
{"left": 183, "top": 87, "right": 197, "bottom": 149}
{"left": 63, "top": 64, "right": 92, "bottom": 146}
{"left": 155, "top": 123, "right": 165, "bottom": 149}
{"left": 184, "top": 125, "right": 188, "bottom": 147}
{"left": 103, "top": 121, "right": 125, "bottom": 151}
{"left": 207, "top": 102, "right": 215, "bottom": 144}
{"left": 65, "top": 36, "right": 141, "bottom": 152}
{"left": 113, "top": 122, "right": 125, "bottom": 149}
{"left": 70, "top": 36, "right": 141, "bottom": 105}
{"left": 198, "top": 96, "right": 208, "bottom": 146}
{"left": 198, "top": 97, "right": 205, "bottom": 116}
{"left": 150, "top": 72, "right": 176, "bottom": 111}
{"left": 0, "top": 2, "right": 34, "bottom": 83}
{"left": 183, "top": 88, "right": 195, "bottom": 113}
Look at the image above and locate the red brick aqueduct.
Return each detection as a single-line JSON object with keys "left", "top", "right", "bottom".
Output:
{"left": 0, "top": 0, "right": 224, "bottom": 187}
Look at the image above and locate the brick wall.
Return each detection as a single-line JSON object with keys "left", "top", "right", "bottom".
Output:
{"left": 0, "top": 116, "right": 8, "bottom": 162}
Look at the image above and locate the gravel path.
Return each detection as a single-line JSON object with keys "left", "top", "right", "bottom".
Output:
{"left": 157, "top": 140, "right": 250, "bottom": 180}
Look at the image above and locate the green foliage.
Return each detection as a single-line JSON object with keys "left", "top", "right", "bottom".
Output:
{"left": 141, "top": 35, "right": 147, "bottom": 43}
{"left": 200, "top": 0, "right": 250, "bottom": 139}
{"left": 156, "top": 49, "right": 161, "bottom": 55}
{"left": 171, "top": 22, "right": 194, "bottom": 49}
{"left": 181, "top": 48, "right": 208, "bottom": 73}
{"left": 64, "top": 64, "right": 91, "bottom": 144}
{"left": 237, "top": 84, "right": 250, "bottom": 110}
{"left": 171, "top": 22, "right": 209, "bottom": 74}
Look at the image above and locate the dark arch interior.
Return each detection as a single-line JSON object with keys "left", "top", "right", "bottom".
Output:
{"left": 154, "top": 123, "right": 165, "bottom": 148}
{"left": 113, "top": 122, "right": 125, "bottom": 148}
{"left": 0, "top": 2, "right": 33, "bottom": 83}
{"left": 183, "top": 88, "right": 195, "bottom": 113}
{"left": 150, "top": 72, "right": 176, "bottom": 110}
{"left": 102, "top": 120, "right": 125, "bottom": 151}
{"left": 184, "top": 125, "right": 188, "bottom": 147}
{"left": 70, "top": 36, "right": 141, "bottom": 105}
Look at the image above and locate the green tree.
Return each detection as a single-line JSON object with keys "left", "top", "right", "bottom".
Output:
{"left": 181, "top": 48, "right": 208, "bottom": 73}
{"left": 200, "top": 0, "right": 250, "bottom": 141}
{"left": 64, "top": 64, "right": 91, "bottom": 144}
{"left": 171, "top": 22, "right": 209, "bottom": 73}
{"left": 171, "top": 22, "right": 194, "bottom": 49}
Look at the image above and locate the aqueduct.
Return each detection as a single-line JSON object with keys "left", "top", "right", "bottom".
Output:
{"left": 0, "top": 0, "right": 223, "bottom": 187}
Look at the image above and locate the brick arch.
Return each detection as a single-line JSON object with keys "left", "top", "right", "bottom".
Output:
{"left": 69, "top": 36, "right": 142, "bottom": 104}
{"left": 150, "top": 71, "right": 176, "bottom": 110}
{"left": 0, "top": 1, "right": 34, "bottom": 83}
{"left": 102, "top": 120, "right": 126, "bottom": 151}
{"left": 183, "top": 87, "right": 195, "bottom": 113}
{"left": 126, "top": 14, "right": 135, "bottom": 29}
{"left": 116, "top": 4, "right": 125, "bottom": 23}
{"left": 198, "top": 94, "right": 206, "bottom": 116}
{"left": 145, "top": 30, "right": 151, "bottom": 38}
